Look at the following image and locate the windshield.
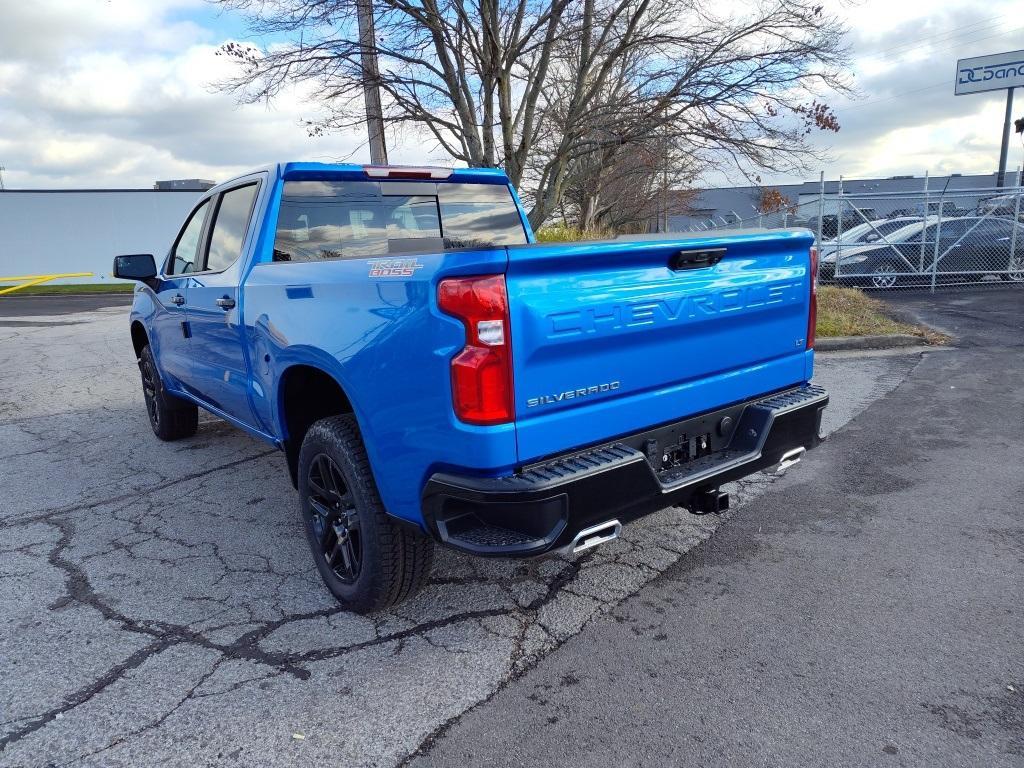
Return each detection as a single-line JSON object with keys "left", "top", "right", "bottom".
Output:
{"left": 828, "top": 218, "right": 923, "bottom": 244}
{"left": 858, "top": 218, "right": 924, "bottom": 242}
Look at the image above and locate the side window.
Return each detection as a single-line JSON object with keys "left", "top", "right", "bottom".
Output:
{"left": 974, "top": 220, "right": 1012, "bottom": 239}
{"left": 169, "top": 200, "right": 210, "bottom": 275}
{"left": 938, "top": 219, "right": 972, "bottom": 239}
{"left": 204, "top": 183, "right": 259, "bottom": 272}
{"left": 907, "top": 224, "right": 942, "bottom": 244}
{"left": 876, "top": 220, "right": 912, "bottom": 238}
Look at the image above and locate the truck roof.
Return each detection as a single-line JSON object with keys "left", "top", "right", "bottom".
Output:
{"left": 206, "top": 163, "right": 512, "bottom": 195}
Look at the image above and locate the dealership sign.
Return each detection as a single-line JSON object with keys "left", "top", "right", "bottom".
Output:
{"left": 955, "top": 50, "right": 1024, "bottom": 95}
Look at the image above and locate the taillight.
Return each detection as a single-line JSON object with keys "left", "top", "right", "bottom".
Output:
{"left": 807, "top": 246, "right": 818, "bottom": 350}
{"left": 437, "top": 275, "right": 514, "bottom": 425}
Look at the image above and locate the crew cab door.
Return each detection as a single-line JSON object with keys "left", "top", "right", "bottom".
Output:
{"left": 971, "top": 219, "right": 1018, "bottom": 274}
{"left": 185, "top": 181, "right": 261, "bottom": 425}
{"left": 933, "top": 219, "right": 975, "bottom": 275}
{"left": 152, "top": 198, "right": 210, "bottom": 388}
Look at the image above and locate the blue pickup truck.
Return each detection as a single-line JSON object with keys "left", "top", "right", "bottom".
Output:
{"left": 114, "top": 162, "right": 827, "bottom": 611}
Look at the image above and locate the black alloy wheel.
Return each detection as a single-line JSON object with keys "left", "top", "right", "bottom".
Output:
{"left": 307, "top": 453, "right": 362, "bottom": 583}
{"left": 137, "top": 344, "right": 198, "bottom": 440}
{"left": 297, "top": 414, "right": 434, "bottom": 611}
{"left": 140, "top": 354, "right": 161, "bottom": 430}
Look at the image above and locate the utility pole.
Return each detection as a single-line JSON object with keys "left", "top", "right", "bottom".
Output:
{"left": 661, "top": 108, "right": 669, "bottom": 232}
{"left": 996, "top": 88, "right": 1015, "bottom": 187}
{"left": 955, "top": 52, "right": 1024, "bottom": 188}
{"left": 661, "top": 147, "right": 669, "bottom": 232}
{"left": 356, "top": 0, "right": 388, "bottom": 165}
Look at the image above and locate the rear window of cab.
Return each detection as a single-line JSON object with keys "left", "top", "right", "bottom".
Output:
{"left": 272, "top": 180, "right": 527, "bottom": 263}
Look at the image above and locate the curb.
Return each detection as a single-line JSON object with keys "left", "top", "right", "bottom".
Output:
{"left": 815, "top": 334, "right": 926, "bottom": 352}
{"left": 2, "top": 292, "right": 133, "bottom": 299}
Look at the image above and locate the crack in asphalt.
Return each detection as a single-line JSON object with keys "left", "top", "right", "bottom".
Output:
{"left": 5, "top": 506, "right": 733, "bottom": 762}
{"left": 0, "top": 450, "right": 279, "bottom": 530}
{"left": 0, "top": 493, "right": 593, "bottom": 754}
{"left": 0, "top": 444, "right": 683, "bottom": 761}
{"left": 0, "top": 641, "right": 169, "bottom": 753}
{"left": 394, "top": 524, "right": 736, "bottom": 766}
{"left": 1, "top": 308, "right": 920, "bottom": 766}
{"left": 49, "top": 659, "right": 234, "bottom": 768}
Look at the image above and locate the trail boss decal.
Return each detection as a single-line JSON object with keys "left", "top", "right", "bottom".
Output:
{"left": 369, "top": 258, "right": 424, "bottom": 277}
{"left": 527, "top": 381, "right": 621, "bottom": 408}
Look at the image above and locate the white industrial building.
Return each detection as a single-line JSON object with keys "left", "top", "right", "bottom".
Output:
{"left": 0, "top": 181, "right": 213, "bottom": 284}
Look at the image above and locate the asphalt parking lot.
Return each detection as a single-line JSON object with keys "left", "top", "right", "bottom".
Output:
{"left": 0, "top": 289, "right": 1009, "bottom": 767}
{"left": 413, "top": 287, "right": 1024, "bottom": 767}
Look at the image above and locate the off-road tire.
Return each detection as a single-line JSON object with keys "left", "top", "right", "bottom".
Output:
{"left": 138, "top": 345, "right": 198, "bottom": 441}
{"left": 298, "top": 414, "right": 434, "bottom": 612}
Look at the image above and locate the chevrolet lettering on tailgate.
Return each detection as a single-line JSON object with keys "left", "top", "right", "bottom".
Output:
{"left": 547, "top": 281, "right": 802, "bottom": 338}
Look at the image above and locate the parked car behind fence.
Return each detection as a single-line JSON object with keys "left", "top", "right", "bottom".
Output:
{"left": 694, "top": 181, "right": 1024, "bottom": 291}
{"left": 818, "top": 217, "right": 926, "bottom": 261}
{"left": 819, "top": 216, "right": 1024, "bottom": 289}
{"left": 977, "top": 193, "right": 1024, "bottom": 223}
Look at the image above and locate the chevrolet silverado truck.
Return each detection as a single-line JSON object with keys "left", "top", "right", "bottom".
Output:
{"left": 114, "top": 162, "right": 828, "bottom": 612}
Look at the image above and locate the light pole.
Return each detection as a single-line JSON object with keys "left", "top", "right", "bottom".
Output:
{"left": 997, "top": 88, "right": 1015, "bottom": 188}
{"left": 356, "top": 0, "right": 388, "bottom": 165}
{"left": 954, "top": 51, "right": 1024, "bottom": 188}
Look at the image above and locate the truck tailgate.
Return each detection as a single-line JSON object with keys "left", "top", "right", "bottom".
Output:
{"left": 506, "top": 230, "right": 816, "bottom": 462}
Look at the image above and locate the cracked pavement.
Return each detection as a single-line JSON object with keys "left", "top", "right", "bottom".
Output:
{"left": 0, "top": 299, "right": 917, "bottom": 767}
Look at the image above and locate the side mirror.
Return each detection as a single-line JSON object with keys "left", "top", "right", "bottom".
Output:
{"left": 113, "top": 254, "right": 157, "bottom": 284}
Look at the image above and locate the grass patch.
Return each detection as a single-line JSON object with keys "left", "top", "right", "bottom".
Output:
{"left": 1, "top": 283, "right": 134, "bottom": 296}
{"left": 535, "top": 225, "right": 611, "bottom": 242}
{"left": 817, "top": 286, "right": 944, "bottom": 342}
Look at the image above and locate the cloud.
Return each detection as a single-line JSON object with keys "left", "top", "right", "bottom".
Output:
{"left": 708, "top": 0, "right": 1024, "bottom": 185}
{"left": 0, "top": 0, "right": 209, "bottom": 65}
{"left": 1, "top": 0, "right": 1023, "bottom": 189}
{"left": 0, "top": 0, "right": 380, "bottom": 188}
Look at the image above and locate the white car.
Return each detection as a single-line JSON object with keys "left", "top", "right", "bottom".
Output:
{"left": 819, "top": 217, "right": 927, "bottom": 263}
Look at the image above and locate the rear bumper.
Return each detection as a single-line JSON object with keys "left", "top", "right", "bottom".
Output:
{"left": 421, "top": 384, "right": 828, "bottom": 556}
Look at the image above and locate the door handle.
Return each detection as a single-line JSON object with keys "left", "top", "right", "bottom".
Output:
{"left": 670, "top": 248, "right": 726, "bottom": 271}
{"left": 215, "top": 296, "right": 236, "bottom": 310}
{"left": 171, "top": 294, "right": 185, "bottom": 306}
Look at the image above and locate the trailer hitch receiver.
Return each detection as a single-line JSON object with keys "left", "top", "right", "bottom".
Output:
{"left": 689, "top": 488, "right": 729, "bottom": 515}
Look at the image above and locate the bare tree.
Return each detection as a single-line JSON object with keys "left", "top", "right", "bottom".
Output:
{"left": 556, "top": 136, "right": 698, "bottom": 233}
{"left": 215, "top": 0, "right": 849, "bottom": 229}
{"left": 540, "top": 42, "right": 700, "bottom": 233}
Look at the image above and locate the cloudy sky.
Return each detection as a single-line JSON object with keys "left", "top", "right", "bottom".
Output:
{"left": 1, "top": 0, "right": 1022, "bottom": 189}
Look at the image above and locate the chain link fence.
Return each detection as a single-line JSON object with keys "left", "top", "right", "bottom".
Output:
{"left": 691, "top": 175, "right": 1024, "bottom": 291}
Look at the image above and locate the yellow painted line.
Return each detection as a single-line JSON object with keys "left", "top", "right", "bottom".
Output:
{"left": 0, "top": 272, "right": 94, "bottom": 296}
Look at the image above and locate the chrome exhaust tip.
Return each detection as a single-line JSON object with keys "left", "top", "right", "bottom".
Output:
{"left": 570, "top": 519, "right": 622, "bottom": 555}
{"left": 775, "top": 446, "right": 806, "bottom": 474}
